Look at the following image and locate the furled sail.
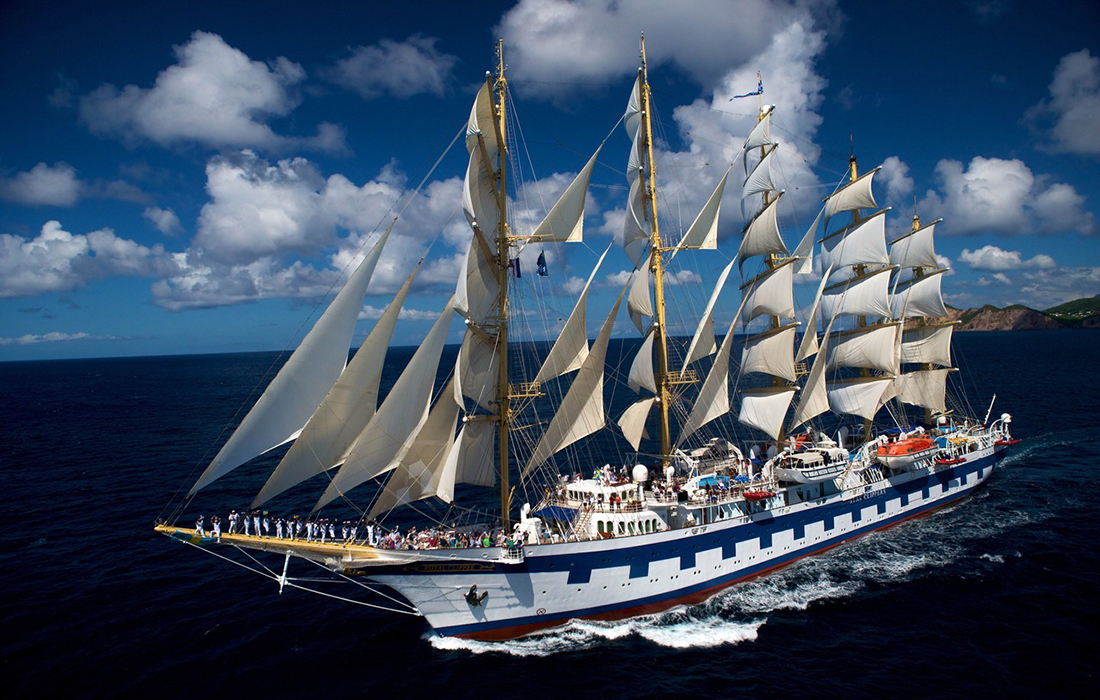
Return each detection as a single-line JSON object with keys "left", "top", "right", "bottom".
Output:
{"left": 253, "top": 259, "right": 417, "bottom": 507}
{"left": 741, "top": 259, "right": 796, "bottom": 323}
{"left": 315, "top": 296, "right": 456, "bottom": 510}
{"left": 530, "top": 147, "right": 602, "bottom": 243}
{"left": 189, "top": 224, "right": 392, "bottom": 495}
{"left": 823, "top": 167, "right": 880, "bottom": 221}
{"left": 366, "top": 378, "right": 460, "bottom": 519}
{"left": 890, "top": 219, "right": 942, "bottom": 270}
{"left": 533, "top": 245, "right": 610, "bottom": 384}
{"left": 522, "top": 278, "right": 628, "bottom": 477}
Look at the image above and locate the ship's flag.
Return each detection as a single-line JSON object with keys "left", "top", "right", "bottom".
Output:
{"left": 731, "top": 77, "right": 764, "bottom": 100}
{"left": 510, "top": 258, "right": 522, "bottom": 278}
{"left": 537, "top": 251, "right": 548, "bottom": 277}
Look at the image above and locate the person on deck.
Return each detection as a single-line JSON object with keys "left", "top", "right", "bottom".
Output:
{"left": 195, "top": 516, "right": 205, "bottom": 538}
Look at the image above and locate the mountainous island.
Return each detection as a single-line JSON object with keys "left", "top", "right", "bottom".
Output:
{"left": 944, "top": 296, "right": 1100, "bottom": 331}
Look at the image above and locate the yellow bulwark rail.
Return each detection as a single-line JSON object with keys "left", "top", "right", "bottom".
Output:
{"left": 154, "top": 524, "right": 379, "bottom": 562}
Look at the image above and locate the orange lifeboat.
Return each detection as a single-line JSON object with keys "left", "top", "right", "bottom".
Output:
{"left": 874, "top": 436, "right": 939, "bottom": 469}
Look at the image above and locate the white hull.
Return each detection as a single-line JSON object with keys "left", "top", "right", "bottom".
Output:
{"left": 367, "top": 445, "right": 1004, "bottom": 639}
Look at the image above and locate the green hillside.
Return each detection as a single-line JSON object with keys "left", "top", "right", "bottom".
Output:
{"left": 1045, "top": 297, "right": 1100, "bottom": 321}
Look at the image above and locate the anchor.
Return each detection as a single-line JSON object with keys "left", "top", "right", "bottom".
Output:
{"left": 464, "top": 584, "right": 488, "bottom": 607}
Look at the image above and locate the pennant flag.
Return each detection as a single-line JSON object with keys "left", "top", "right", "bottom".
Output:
{"left": 536, "top": 250, "right": 548, "bottom": 277}
{"left": 730, "top": 77, "right": 764, "bottom": 100}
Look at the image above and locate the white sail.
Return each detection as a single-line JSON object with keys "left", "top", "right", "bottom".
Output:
{"left": 628, "top": 253, "right": 653, "bottom": 334}
{"left": 738, "top": 192, "right": 788, "bottom": 270}
{"left": 623, "top": 176, "right": 649, "bottom": 267}
{"left": 819, "top": 208, "right": 890, "bottom": 271}
{"left": 823, "top": 167, "right": 880, "bottom": 221}
{"left": 741, "top": 324, "right": 798, "bottom": 382}
{"left": 744, "top": 105, "right": 775, "bottom": 151}
{"left": 795, "top": 266, "right": 833, "bottom": 362}
{"left": 743, "top": 145, "right": 779, "bottom": 198}
{"left": 189, "top": 224, "right": 392, "bottom": 495}
{"left": 466, "top": 82, "right": 498, "bottom": 160}
{"left": 789, "top": 313, "right": 839, "bottom": 431}
{"left": 367, "top": 377, "right": 460, "bottom": 519}
{"left": 435, "top": 420, "right": 497, "bottom": 504}
{"left": 455, "top": 331, "right": 499, "bottom": 411}
{"left": 791, "top": 206, "right": 823, "bottom": 275}
{"left": 741, "top": 259, "right": 795, "bottom": 323}
{"left": 618, "top": 397, "right": 656, "bottom": 451}
{"left": 825, "top": 323, "right": 899, "bottom": 374}
{"left": 890, "top": 219, "right": 941, "bottom": 270}
{"left": 463, "top": 147, "right": 500, "bottom": 238}
{"left": 530, "top": 147, "right": 601, "bottom": 243}
{"left": 826, "top": 376, "right": 895, "bottom": 420}
{"left": 534, "top": 245, "right": 610, "bottom": 384}
{"left": 678, "top": 297, "right": 747, "bottom": 446}
{"left": 624, "top": 74, "right": 642, "bottom": 141}
{"left": 820, "top": 267, "right": 893, "bottom": 320}
{"left": 900, "top": 323, "right": 954, "bottom": 367}
{"left": 627, "top": 332, "right": 657, "bottom": 394}
{"left": 681, "top": 258, "right": 735, "bottom": 372}
{"left": 522, "top": 279, "right": 628, "bottom": 477}
{"left": 315, "top": 296, "right": 455, "bottom": 510}
{"left": 674, "top": 166, "right": 729, "bottom": 254}
{"left": 253, "top": 258, "right": 416, "bottom": 507}
{"left": 891, "top": 270, "right": 948, "bottom": 319}
{"left": 895, "top": 369, "right": 949, "bottom": 413}
{"left": 739, "top": 387, "right": 797, "bottom": 441}
{"left": 455, "top": 230, "right": 499, "bottom": 325}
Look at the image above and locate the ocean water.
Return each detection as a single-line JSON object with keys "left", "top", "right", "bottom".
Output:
{"left": 1, "top": 330, "right": 1097, "bottom": 698}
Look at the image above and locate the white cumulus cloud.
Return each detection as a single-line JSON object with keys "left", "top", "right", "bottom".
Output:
{"left": 0, "top": 162, "right": 82, "bottom": 206}
{"left": 78, "top": 31, "right": 342, "bottom": 153}
{"left": 0, "top": 220, "right": 168, "bottom": 297}
{"left": 958, "top": 244, "right": 1057, "bottom": 271}
{"left": 1027, "top": 48, "right": 1100, "bottom": 157}
{"left": 921, "top": 156, "right": 1095, "bottom": 236}
{"left": 144, "top": 206, "right": 182, "bottom": 235}
{"left": 326, "top": 35, "right": 458, "bottom": 99}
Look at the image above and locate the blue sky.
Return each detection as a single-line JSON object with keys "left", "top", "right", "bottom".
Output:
{"left": 1, "top": 0, "right": 1097, "bottom": 361}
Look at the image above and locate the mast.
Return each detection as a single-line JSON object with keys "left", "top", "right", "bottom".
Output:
{"left": 638, "top": 35, "right": 673, "bottom": 465}
{"left": 760, "top": 89, "right": 786, "bottom": 451}
{"left": 492, "top": 39, "right": 512, "bottom": 529}
{"left": 846, "top": 148, "right": 875, "bottom": 441}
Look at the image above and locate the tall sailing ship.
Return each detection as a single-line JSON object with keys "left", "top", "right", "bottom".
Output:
{"left": 156, "top": 39, "right": 1018, "bottom": 641}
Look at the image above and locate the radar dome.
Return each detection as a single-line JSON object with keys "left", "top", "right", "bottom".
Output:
{"left": 632, "top": 464, "right": 649, "bottom": 483}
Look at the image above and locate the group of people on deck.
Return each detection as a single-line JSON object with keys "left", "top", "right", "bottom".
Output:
{"left": 193, "top": 511, "right": 379, "bottom": 546}
{"left": 192, "top": 512, "right": 521, "bottom": 552}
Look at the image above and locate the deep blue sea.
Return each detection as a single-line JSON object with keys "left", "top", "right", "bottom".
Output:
{"left": 1, "top": 330, "right": 1097, "bottom": 698}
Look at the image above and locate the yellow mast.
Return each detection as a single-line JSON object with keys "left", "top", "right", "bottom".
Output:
{"left": 845, "top": 146, "right": 875, "bottom": 441}
{"left": 637, "top": 36, "right": 673, "bottom": 465}
{"left": 491, "top": 39, "right": 512, "bottom": 529}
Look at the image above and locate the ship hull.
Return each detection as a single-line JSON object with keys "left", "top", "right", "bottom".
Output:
{"left": 369, "top": 445, "right": 1006, "bottom": 640}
